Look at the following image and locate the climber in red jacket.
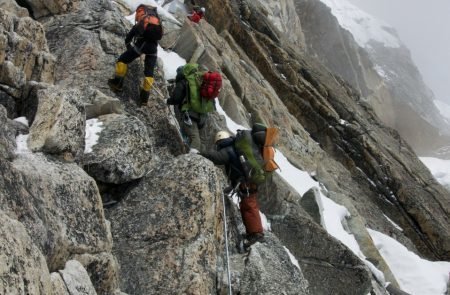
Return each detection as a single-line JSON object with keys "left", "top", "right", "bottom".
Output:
{"left": 188, "top": 6, "right": 205, "bottom": 24}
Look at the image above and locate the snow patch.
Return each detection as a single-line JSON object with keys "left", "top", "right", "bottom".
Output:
{"left": 85, "top": 119, "right": 103, "bottom": 154}
{"left": 368, "top": 228, "right": 450, "bottom": 295}
{"left": 373, "top": 64, "right": 389, "bottom": 80}
{"left": 15, "top": 134, "right": 30, "bottom": 154}
{"left": 158, "top": 45, "right": 186, "bottom": 80}
{"left": 261, "top": 212, "right": 271, "bottom": 231}
{"left": 320, "top": 195, "right": 364, "bottom": 257}
{"left": 273, "top": 152, "right": 318, "bottom": 196}
{"left": 364, "top": 259, "right": 387, "bottom": 287}
{"left": 13, "top": 116, "right": 29, "bottom": 127}
{"left": 216, "top": 103, "right": 248, "bottom": 134}
{"left": 383, "top": 214, "right": 403, "bottom": 232}
{"left": 419, "top": 157, "right": 450, "bottom": 189}
{"left": 283, "top": 246, "right": 301, "bottom": 270}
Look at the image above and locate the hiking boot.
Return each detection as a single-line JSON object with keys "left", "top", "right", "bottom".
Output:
{"left": 108, "top": 76, "right": 124, "bottom": 92}
{"left": 243, "top": 232, "right": 265, "bottom": 250}
{"left": 139, "top": 88, "right": 150, "bottom": 107}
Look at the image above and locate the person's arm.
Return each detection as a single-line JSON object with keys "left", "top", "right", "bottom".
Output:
{"left": 166, "top": 79, "right": 187, "bottom": 105}
{"left": 200, "top": 149, "right": 230, "bottom": 165}
{"left": 125, "top": 25, "right": 138, "bottom": 45}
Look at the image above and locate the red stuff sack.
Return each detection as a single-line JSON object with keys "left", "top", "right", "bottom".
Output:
{"left": 200, "top": 71, "right": 222, "bottom": 100}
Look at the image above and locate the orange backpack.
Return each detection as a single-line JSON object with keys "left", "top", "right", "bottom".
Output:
{"left": 135, "top": 4, "right": 160, "bottom": 29}
{"left": 261, "top": 127, "right": 279, "bottom": 172}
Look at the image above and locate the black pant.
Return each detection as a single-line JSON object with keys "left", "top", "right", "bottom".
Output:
{"left": 118, "top": 47, "right": 157, "bottom": 77}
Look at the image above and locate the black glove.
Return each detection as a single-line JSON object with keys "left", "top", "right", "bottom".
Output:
{"left": 126, "top": 43, "right": 132, "bottom": 51}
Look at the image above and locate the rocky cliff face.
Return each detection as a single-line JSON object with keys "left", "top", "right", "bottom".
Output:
{"left": 0, "top": 0, "right": 449, "bottom": 294}
{"left": 294, "top": 0, "right": 450, "bottom": 155}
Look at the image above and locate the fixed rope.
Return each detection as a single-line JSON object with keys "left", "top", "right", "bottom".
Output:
{"left": 222, "top": 189, "right": 233, "bottom": 295}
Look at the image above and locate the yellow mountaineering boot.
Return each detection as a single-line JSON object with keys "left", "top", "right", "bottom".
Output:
{"left": 108, "top": 61, "right": 127, "bottom": 92}
{"left": 139, "top": 76, "right": 154, "bottom": 107}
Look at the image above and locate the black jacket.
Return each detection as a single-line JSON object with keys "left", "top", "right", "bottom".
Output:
{"left": 201, "top": 137, "right": 245, "bottom": 185}
{"left": 125, "top": 22, "right": 162, "bottom": 55}
{"left": 166, "top": 69, "right": 187, "bottom": 106}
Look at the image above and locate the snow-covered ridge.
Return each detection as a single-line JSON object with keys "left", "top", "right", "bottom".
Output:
{"left": 319, "top": 0, "right": 401, "bottom": 48}
{"left": 434, "top": 99, "right": 450, "bottom": 122}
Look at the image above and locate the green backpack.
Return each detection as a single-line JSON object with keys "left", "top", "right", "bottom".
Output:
{"left": 181, "top": 63, "right": 214, "bottom": 114}
{"left": 234, "top": 124, "right": 280, "bottom": 184}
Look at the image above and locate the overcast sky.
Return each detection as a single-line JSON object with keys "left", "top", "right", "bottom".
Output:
{"left": 347, "top": 0, "right": 450, "bottom": 104}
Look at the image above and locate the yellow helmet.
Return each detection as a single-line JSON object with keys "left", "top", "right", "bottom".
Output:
{"left": 215, "top": 131, "right": 231, "bottom": 143}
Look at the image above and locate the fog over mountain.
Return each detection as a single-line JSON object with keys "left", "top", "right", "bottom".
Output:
{"left": 347, "top": 0, "right": 450, "bottom": 104}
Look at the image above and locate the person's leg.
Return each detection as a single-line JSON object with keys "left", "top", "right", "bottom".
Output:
{"left": 140, "top": 54, "right": 157, "bottom": 106}
{"left": 239, "top": 192, "right": 264, "bottom": 236}
{"left": 108, "top": 49, "right": 139, "bottom": 91}
{"left": 182, "top": 119, "right": 201, "bottom": 151}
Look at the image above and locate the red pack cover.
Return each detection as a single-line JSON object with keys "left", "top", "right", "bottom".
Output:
{"left": 200, "top": 71, "right": 222, "bottom": 100}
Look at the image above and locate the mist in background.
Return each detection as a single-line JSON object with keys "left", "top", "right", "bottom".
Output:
{"left": 347, "top": 0, "right": 450, "bottom": 104}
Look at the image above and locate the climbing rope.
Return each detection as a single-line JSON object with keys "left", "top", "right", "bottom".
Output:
{"left": 221, "top": 189, "right": 233, "bottom": 295}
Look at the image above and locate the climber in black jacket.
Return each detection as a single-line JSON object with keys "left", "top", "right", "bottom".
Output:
{"left": 108, "top": 5, "right": 163, "bottom": 106}
{"left": 201, "top": 131, "right": 265, "bottom": 248}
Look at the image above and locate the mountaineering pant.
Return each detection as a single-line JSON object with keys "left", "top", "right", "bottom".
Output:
{"left": 239, "top": 183, "right": 263, "bottom": 235}
{"left": 117, "top": 47, "right": 157, "bottom": 90}
{"left": 182, "top": 119, "right": 201, "bottom": 151}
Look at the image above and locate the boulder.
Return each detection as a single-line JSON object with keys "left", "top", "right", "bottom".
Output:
{"left": 0, "top": 211, "right": 52, "bottom": 295}
{"left": 50, "top": 272, "right": 70, "bottom": 295}
{"left": 20, "top": 81, "right": 51, "bottom": 125}
{"left": 28, "top": 86, "right": 85, "bottom": 157}
{"left": 107, "top": 155, "right": 225, "bottom": 294}
{"left": 73, "top": 252, "right": 120, "bottom": 295}
{"left": 300, "top": 187, "right": 322, "bottom": 224}
{"left": 0, "top": 0, "right": 29, "bottom": 17}
{"left": 42, "top": 1, "right": 128, "bottom": 91}
{"left": 0, "top": 105, "right": 16, "bottom": 159}
{"left": 240, "top": 233, "right": 310, "bottom": 294}
{"left": 0, "top": 153, "right": 111, "bottom": 271}
{"left": 0, "top": 60, "right": 26, "bottom": 89}
{"left": 21, "top": 0, "right": 81, "bottom": 18}
{"left": 85, "top": 89, "right": 124, "bottom": 119}
{"left": 0, "top": 90, "right": 17, "bottom": 118}
{"left": 83, "top": 114, "right": 151, "bottom": 184}
{"left": 59, "top": 260, "right": 97, "bottom": 295}
{"left": 0, "top": 8, "right": 55, "bottom": 86}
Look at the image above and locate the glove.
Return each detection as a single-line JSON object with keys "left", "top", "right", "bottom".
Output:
{"left": 223, "top": 185, "right": 233, "bottom": 195}
{"left": 126, "top": 43, "right": 132, "bottom": 51}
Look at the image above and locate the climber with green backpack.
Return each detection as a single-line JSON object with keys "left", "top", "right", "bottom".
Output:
{"left": 200, "top": 124, "right": 279, "bottom": 249}
{"left": 166, "top": 63, "right": 222, "bottom": 152}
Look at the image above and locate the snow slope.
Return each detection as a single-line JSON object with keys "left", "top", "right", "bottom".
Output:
{"left": 319, "top": 0, "right": 400, "bottom": 48}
